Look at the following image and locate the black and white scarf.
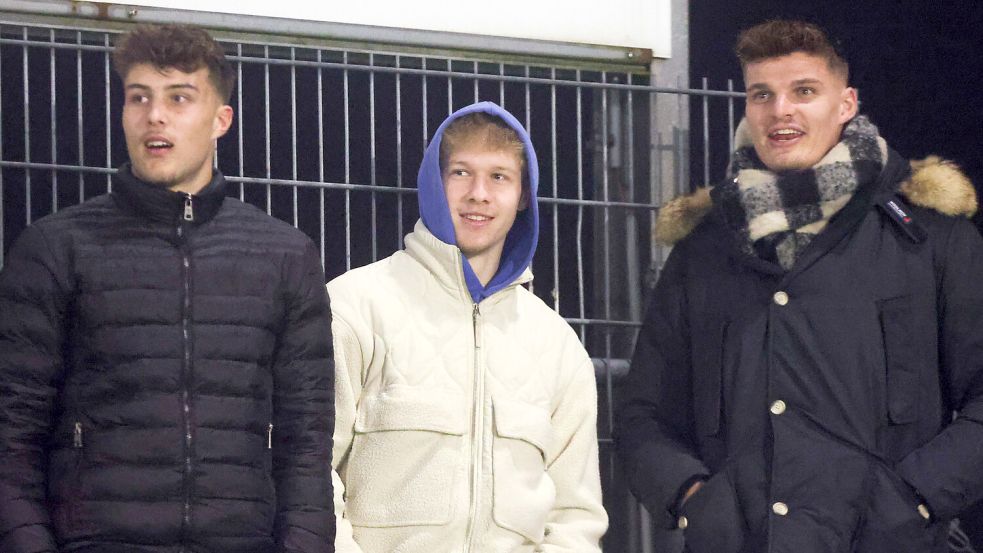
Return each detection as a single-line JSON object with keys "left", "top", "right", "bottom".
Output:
{"left": 711, "top": 115, "right": 888, "bottom": 269}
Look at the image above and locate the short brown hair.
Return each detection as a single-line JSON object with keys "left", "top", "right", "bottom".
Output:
{"left": 112, "top": 24, "right": 235, "bottom": 103}
{"left": 735, "top": 20, "right": 848, "bottom": 82}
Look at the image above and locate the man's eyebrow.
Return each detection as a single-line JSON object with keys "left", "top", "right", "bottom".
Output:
{"left": 791, "top": 78, "right": 823, "bottom": 86}
{"left": 746, "top": 83, "right": 770, "bottom": 92}
{"left": 124, "top": 83, "right": 200, "bottom": 92}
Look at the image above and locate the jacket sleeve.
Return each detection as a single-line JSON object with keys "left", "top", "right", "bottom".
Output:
{"left": 272, "top": 241, "right": 335, "bottom": 553}
{"left": 0, "top": 225, "right": 70, "bottom": 553}
{"left": 896, "top": 217, "right": 983, "bottom": 521}
{"left": 325, "top": 306, "right": 367, "bottom": 553}
{"left": 614, "top": 245, "right": 711, "bottom": 528}
{"left": 541, "top": 355, "right": 608, "bottom": 552}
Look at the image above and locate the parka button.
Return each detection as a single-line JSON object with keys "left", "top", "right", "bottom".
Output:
{"left": 918, "top": 504, "right": 931, "bottom": 521}
{"left": 772, "top": 502, "right": 789, "bottom": 516}
{"left": 677, "top": 515, "right": 689, "bottom": 529}
{"left": 773, "top": 291, "right": 789, "bottom": 306}
{"left": 770, "top": 400, "right": 787, "bottom": 415}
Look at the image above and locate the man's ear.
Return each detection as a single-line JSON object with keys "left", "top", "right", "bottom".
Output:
{"left": 838, "top": 87, "right": 858, "bottom": 124}
{"left": 212, "top": 104, "right": 234, "bottom": 140}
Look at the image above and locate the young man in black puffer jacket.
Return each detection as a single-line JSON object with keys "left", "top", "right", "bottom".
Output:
{"left": 0, "top": 24, "right": 335, "bottom": 553}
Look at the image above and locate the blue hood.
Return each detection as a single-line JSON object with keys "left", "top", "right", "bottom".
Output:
{"left": 417, "top": 101, "right": 539, "bottom": 304}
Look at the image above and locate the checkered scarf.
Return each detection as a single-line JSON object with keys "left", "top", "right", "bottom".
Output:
{"left": 711, "top": 115, "right": 889, "bottom": 269}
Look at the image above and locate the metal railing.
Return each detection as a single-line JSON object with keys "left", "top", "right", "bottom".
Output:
{"left": 0, "top": 17, "right": 744, "bottom": 552}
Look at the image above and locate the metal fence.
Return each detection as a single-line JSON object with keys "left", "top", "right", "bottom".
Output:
{"left": 0, "top": 15, "right": 744, "bottom": 552}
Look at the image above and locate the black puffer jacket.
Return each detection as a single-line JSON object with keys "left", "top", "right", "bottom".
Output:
{"left": 616, "top": 152, "right": 983, "bottom": 553}
{"left": 0, "top": 166, "right": 335, "bottom": 553}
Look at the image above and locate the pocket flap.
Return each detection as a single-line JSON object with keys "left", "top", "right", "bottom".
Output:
{"left": 355, "top": 388, "right": 467, "bottom": 435}
{"left": 493, "top": 397, "right": 552, "bottom": 454}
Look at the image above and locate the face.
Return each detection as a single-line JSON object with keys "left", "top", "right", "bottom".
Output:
{"left": 122, "top": 63, "right": 233, "bottom": 194}
{"left": 744, "top": 52, "right": 858, "bottom": 172}
{"left": 443, "top": 144, "right": 528, "bottom": 268}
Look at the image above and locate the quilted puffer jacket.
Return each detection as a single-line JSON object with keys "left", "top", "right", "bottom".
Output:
{"left": 327, "top": 101, "right": 607, "bottom": 553}
{"left": 0, "top": 165, "right": 335, "bottom": 553}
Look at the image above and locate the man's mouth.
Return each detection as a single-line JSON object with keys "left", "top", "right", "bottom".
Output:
{"left": 145, "top": 139, "right": 174, "bottom": 151}
{"left": 768, "top": 128, "right": 804, "bottom": 142}
{"left": 463, "top": 213, "right": 492, "bottom": 222}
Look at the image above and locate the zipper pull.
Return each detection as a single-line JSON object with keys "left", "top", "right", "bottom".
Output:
{"left": 267, "top": 423, "right": 273, "bottom": 449}
{"left": 73, "top": 422, "right": 83, "bottom": 448}
{"left": 183, "top": 193, "right": 194, "bottom": 222}
{"left": 472, "top": 304, "right": 481, "bottom": 349}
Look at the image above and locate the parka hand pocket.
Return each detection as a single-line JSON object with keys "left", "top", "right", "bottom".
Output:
{"left": 692, "top": 321, "right": 728, "bottom": 436}
{"left": 679, "top": 469, "right": 745, "bottom": 553}
{"left": 491, "top": 397, "right": 556, "bottom": 543}
{"left": 852, "top": 463, "right": 940, "bottom": 552}
{"left": 878, "top": 296, "right": 920, "bottom": 424}
{"left": 346, "top": 389, "right": 466, "bottom": 527}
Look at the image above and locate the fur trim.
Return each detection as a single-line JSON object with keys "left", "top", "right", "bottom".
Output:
{"left": 654, "top": 187, "right": 712, "bottom": 245}
{"left": 654, "top": 156, "right": 978, "bottom": 245}
{"left": 901, "top": 156, "right": 977, "bottom": 217}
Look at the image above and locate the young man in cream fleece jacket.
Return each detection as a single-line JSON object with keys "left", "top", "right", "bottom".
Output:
{"left": 327, "top": 102, "right": 608, "bottom": 552}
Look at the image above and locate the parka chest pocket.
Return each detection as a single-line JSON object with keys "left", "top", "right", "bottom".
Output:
{"left": 692, "top": 320, "right": 728, "bottom": 436}
{"left": 491, "top": 397, "right": 556, "bottom": 543}
{"left": 346, "top": 390, "right": 466, "bottom": 527}
{"left": 878, "top": 297, "right": 920, "bottom": 424}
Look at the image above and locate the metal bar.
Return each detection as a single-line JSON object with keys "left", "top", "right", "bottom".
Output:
{"left": 702, "top": 76, "right": 710, "bottom": 186}
{"left": 422, "top": 58, "right": 428, "bottom": 153}
{"left": 0, "top": 30, "right": 4, "bottom": 267}
{"left": 290, "top": 46, "right": 298, "bottom": 227}
{"left": 728, "top": 79, "right": 736, "bottom": 159}
{"left": 369, "top": 52, "right": 378, "bottom": 261}
{"left": 524, "top": 64, "right": 531, "bottom": 294}
{"left": 317, "top": 48, "right": 326, "bottom": 265}
{"left": 75, "top": 30, "right": 84, "bottom": 201}
{"left": 22, "top": 27, "right": 31, "bottom": 224}
{"left": 565, "top": 317, "right": 643, "bottom": 328}
{"left": 0, "top": 159, "right": 659, "bottom": 211}
{"left": 550, "top": 68, "right": 559, "bottom": 312}
{"left": 0, "top": 37, "right": 746, "bottom": 98}
{"left": 575, "top": 71, "right": 586, "bottom": 343}
{"left": 264, "top": 45, "right": 271, "bottom": 214}
{"left": 446, "top": 58, "right": 452, "bottom": 114}
{"left": 0, "top": 4, "right": 648, "bottom": 65}
{"left": 498, "top": 62, "right": 505, "bottom": 107}
{"left": 103, "top": 32, "right": 110, "bottom": 191}
{"left": 343, "top": 51, "right": 351, "bottom": 271}
{"left": 49, "top": 28, "right": 57, "bottom": 212}
{"left": 473, "top": 60, "right": 479, "bottom": 102}
{"left": 395, "top": 55, "right": 404, "bottom": 250}
{"left": 236, "top": 43, "right": 244, "bottom": 201}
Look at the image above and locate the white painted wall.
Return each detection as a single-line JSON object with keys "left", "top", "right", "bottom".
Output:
{"left": 117, "top": 0, "right": 672, "bottom": 56}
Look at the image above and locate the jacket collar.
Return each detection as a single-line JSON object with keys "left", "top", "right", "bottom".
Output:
{"left": 655, "top": 154, "right": 978, "bottom": 246}
{"left": 111, "top": 163, "right": 227, "bottom": 226}
{"left": 403, "top": 219, "right": 534, "bottom": 306}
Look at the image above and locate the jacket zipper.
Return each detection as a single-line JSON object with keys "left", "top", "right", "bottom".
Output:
{"left": 268, "top": 423, "right": 273, "bottom": 449}
{"left": 178, "top": 195, "right": 195, "bottom": 542}
{"left": 464, "top": 303, "right": 484, "bottom": 553}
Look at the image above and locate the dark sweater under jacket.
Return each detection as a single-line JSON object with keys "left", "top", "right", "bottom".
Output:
{"left": 0, "top": 165, "right": 335, "bottom": 553}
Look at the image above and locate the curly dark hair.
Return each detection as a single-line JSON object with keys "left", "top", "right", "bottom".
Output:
{"left": 735, "top": 20, "right": 848, "bottom": 82}
{"left": 112, "top": 24, "right": 235, "bottom": 103}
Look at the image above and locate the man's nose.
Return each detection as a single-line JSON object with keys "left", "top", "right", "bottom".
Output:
{"left": 467, "top": 175, "right": 491, "bottom": 202}
{"left": 147, "top": 98, "right": 166, "bottom": 125}
{"left": 772, "top": 94, "right": 793, "bottom": 119}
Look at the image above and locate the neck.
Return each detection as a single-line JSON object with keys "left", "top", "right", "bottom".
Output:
{"left": 465, "top": 249, "right": 502, "bottom": 287}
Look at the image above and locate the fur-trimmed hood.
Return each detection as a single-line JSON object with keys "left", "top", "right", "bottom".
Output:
{"left": 655, "top": 156, "right": 978, "bottom": 245}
